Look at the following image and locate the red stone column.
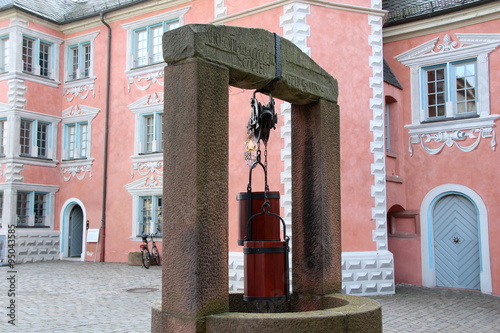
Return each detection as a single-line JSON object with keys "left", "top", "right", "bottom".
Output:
{"left": 158, "top": 60, "right": 229, "bottom": 332}
{"left": 291, "top": 99, "right": 342, "bottom": 297}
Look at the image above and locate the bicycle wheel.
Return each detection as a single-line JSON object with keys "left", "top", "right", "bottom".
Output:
{"left": 151, "top": 244, "right": 160, "bottom": 266}
{"left": 142, "top": 249, "right": 151, "bottom": 269}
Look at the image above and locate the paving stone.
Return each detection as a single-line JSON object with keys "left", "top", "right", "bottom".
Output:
{"left": 369, "top": 284, "right": 500, "bottom": 332}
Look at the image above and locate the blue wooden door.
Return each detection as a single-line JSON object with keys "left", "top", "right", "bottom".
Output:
{"left": 69, "top": 205, "right": 84, "bottom": 257}
{"left": 433, "top": 194, "right": 480, "bottom": 290}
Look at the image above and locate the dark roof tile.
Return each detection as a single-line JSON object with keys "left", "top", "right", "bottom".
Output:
{"left": 0, "top": 0, "right": 149, "bottom": 23}
{"left": 383, "top": 59, "right": 403, "bottom": 90}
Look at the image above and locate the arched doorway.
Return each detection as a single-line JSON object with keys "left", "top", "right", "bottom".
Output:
{"left": 420, "top": 185, "right": 492, "bottom": 294}
{"left": 433, "top": 194, "right": 479, "bottom": 289}
{"left": 60, "top": 199, "right": 87, "bottom": 260}
{"left": 68, "top": 205, "right": 84, "bottom": 257}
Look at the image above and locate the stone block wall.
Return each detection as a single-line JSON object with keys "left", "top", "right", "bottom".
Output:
{"left": 14, "top": 230, "right": 60, "bottom": 263}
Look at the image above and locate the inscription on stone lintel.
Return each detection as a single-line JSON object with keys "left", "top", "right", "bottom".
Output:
{"left": 282, "top": 73, "right": 326, "bottom": 96}
{"left": 204, "top": 27, "right": 275, "bottom": 77}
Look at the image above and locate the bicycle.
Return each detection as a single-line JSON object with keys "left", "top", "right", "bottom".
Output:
{"left": 140, "top": 233, "right": 161, "bottom": 269}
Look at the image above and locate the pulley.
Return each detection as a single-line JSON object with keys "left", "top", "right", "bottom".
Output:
{"left": 247, "top": 91, "right": 278, "bottom": 146}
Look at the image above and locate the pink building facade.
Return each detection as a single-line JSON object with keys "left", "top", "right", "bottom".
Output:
{"left": 383, "top": 0, "right": 500, "bottom": 296}
{"left": 0, "top": 0, "right": 498, "bottom": 297}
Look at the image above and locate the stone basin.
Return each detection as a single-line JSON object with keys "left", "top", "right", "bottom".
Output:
{"left": 152, "top": 294, "right": 381, "bottom": 332}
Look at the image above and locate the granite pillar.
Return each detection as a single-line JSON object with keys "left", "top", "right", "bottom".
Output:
{"left": 158, "top": 60, "right": 229, "bottom": 332}
{"left": 291, "top": 100, "right": 342, "bottom": 298}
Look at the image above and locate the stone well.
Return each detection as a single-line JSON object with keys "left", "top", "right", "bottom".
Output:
{"left": 151, "top": 24, "right": 382, "bottom": 333}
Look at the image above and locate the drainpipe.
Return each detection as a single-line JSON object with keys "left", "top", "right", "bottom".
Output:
{"left": 100, "top": 12, "right": 111, "bottom": 262}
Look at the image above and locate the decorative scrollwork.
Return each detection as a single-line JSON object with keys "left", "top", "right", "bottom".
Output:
{"left": 437, "top": 34, "right": 458, "bottom": 52}
{"left": 409, "top": 127, "right": 496, "bottom": 156}
{"left": 128, "top": 71, "right": 164, "bottom": 91}
{"left": 132, "top": 161, "right": 164, "bottom": 177}
{"left": 61, "top": 164, "right": 92, "bottom": 181}
{"left": 64, "top": 84, "right": 95, "bottom": 102}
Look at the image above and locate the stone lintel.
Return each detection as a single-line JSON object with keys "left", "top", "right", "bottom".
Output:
{"left": 163, "top": 24, "right": 338, "bottom": 105}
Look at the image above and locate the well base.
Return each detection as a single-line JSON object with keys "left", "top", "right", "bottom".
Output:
{"left": 152, "top": 293, "right": 382, "bottom": 333}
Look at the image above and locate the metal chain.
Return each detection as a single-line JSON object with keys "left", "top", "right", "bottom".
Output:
{"left": 264, "top": 142, "right": 269, "bottom": 199}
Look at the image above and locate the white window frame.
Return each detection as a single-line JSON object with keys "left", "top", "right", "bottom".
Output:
{"left": 132, "top": 20, "right": 179, "bottom": 69}
{"left": 0, "top": 110, "right": 59, "bottom": 166}
{"left": 138, "top": 195, "right": 163, "bottom": 236}
{"left": 0, "top": 118, "right": 6, "bottom": 156}
{"left": 0, "top": 35, "right": 9, "bottom": 73}
{"left": 140, "top": 111, "right": 163, "bottom": 154}
{"left": 0, "top": 191, "right": 3, "bottom": 227}
{"left": 421, "top": 59, "right": 478, "bottom": 121}
{"left": 2, "top": 183, "right": 59, "bottom": 229}
{"left": 63, "top": 121, "right": 89, "bottom": 160}
{"left": 64, "top": 31, "right": 99, "bottom": 84}
{"left": 19, "top": 118, "right": 52, "bottom": 159}
{"left": 122, "top": 7, "right": 189, "bottom": 74}
{"left": 60, "top": 105, "right": 99, "bottom": 174}
{"left": 0, "top": 21, "right": 62, "bottom": 86}
{"left": 22, "top": 35, "right": 54, "bottom": 79}
{"left": 67, "top": 42, "right": 91, "bottom": 80}
{"left": 125, "top": 176, "right": 163, "bottom": 239}
{"left": 395, "top": 34, "right": 500, "bottom": 146}
{"left": 129, "top": 93, "right": 164, "bottom": 163}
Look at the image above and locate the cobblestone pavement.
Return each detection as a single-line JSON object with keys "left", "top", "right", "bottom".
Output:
{"left": 2, "top": 261, "right": 500, "bottom": 332}
{"left": 1, "top": 261, "right": 162, "bottom": 333}
{"left": 369, "top": 284, "right": 500, "bottom": 332}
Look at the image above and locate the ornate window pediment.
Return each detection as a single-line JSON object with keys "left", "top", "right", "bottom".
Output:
{"left": 395, "top": 33, "right": 500, "bottom": 155}
{"left": 129, "top": 93, "right": 164, "bottom": 167}
{"left": 60, "top": 105, "right": 100, "bottom": 180}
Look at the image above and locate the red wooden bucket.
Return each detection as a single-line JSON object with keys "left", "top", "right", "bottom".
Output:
{"left": 236, "top": 191, "right": 280, "bottom": 246}
{"left": 243, "top": 240, "right": 288, "bottom": 301}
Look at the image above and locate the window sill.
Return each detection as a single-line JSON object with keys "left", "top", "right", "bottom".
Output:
{"left": 138, "top": 152, "right": 163, "bottom": 156}
{"left": 15, "top": 71, "right": 60, "bottom": 87}
{"left": 131, "top": 62, "right": 164, "bottom": 71}
{"left": 16, "top": 225, "right": 50, "bottom": 228}
{"left": 131, "top": 153, "right": 163, "bottom": 163}
{"left": 12, "top": 156, "right": 58, "bottom": 167}
{"left": 406, "top": 114, "right": 500, "bottom": 135}
{"left": 62, "top": 157, "right": 92, "bottom": 162}
{"left": 130, "top": 235, "right": 163, "bottom": 241}
{"left": 421, "top": 113, "right": 479, "bottom": 124}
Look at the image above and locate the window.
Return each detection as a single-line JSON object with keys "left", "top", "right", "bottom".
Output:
{"left": 0, "top": 119, "right": 6, "bottom": 156}
{"left": 68, "top": 42, "right": 91, "bottom": 81}
{"left": 64, "top": 122, "right": 88, "bottom": 160}
{"left": 16, "top": 191, "right": 48, "bottom": 227}
{"left": 132, "top": 19, "right": 179, "bottom": 68}
{"left": 396, "top": 34, "right": 500, "bottom": 155}
{"left": 0, "top": 192, "right": 3, "bottom": 226}
{"left": 423, "top": 60, "right": 477, "bottom": 121}
{"left": 16, "top": 192, "right": 29, "bottom": 226}
{"left": 33, "top": 192, "right": 47, "bottom": 226}
{"left": 0, "top": 35, "right": 8, "bottom": 73}
{"left": 139, "top": 195, "right": 162, "bottom": 235}
{"left": 385, "top": 103, "right": 391, "bottom": 153}
{"left": 141, "top": 112, "right": 163, "bottom": 154}
{"left": 22, "top": 36, "right": 53, "bottom": 78}
{"left": 20, "top": 119, "right": 51, "bottom": 159}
